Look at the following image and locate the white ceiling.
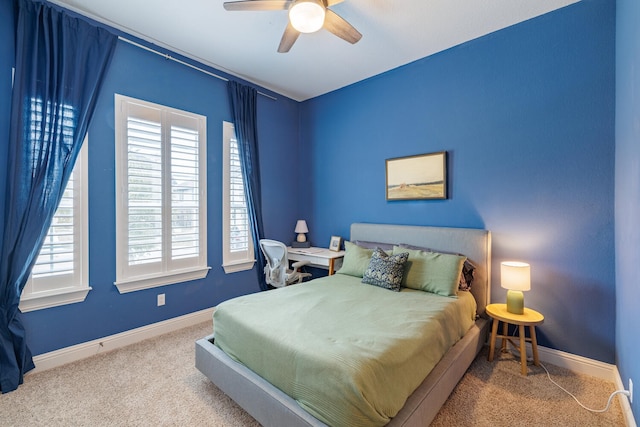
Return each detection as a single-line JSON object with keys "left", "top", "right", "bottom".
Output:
{"left": 51, "top": 0, "right": 579, "bottom": 101}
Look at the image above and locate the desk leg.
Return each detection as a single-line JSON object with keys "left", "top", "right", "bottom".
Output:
{"left": 530, "top": 325, "right": 540, "bottom": 367}
{"left": 519, "top": 324, "right": 527, "bottom": 375}
{"left": 488, "top": 318, "right": 499, "bottom": 362}
{"left": 328, "top": 259, "right": 335, "bottom": 275}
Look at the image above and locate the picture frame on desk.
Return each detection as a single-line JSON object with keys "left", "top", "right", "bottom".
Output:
{"left": 329, "top": 236, "right": 342, "bottom": 251}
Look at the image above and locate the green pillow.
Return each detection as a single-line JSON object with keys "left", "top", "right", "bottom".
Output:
{"left": 336, "top": 241, "right": 373, "bottom": 278}
{"left": 393, "top": 246, "right": 465, "bottom": 297}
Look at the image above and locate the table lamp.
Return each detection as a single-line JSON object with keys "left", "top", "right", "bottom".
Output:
{"left": 501, "top": 261, "right": 530, "bottom": 315}
{"left": 292, "top": 220, "right": 311, "bottom": 248}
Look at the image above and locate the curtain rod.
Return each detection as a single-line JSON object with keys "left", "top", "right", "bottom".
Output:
{"left": 118, "top": 36, "right": 277, "bottom": 101}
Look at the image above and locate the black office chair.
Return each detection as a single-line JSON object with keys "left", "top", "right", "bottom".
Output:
{"left": 259, "top": 239, "right": 311, "bottom": 287}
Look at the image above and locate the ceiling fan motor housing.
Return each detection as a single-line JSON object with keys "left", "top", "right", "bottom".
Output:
{"left": 289, "top": 0, "right": 326, "bottom": 33}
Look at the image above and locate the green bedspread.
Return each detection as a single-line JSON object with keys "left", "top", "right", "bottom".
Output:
{"left": 213, "top": 274, "right": 476, "bottom": 427}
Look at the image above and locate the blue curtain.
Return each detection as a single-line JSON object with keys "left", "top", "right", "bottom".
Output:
{"left": 227, "top": 81, "right": 267, "bottom": 291}
{"left": 0, "top": 0, "right": 116, "bottom": 393}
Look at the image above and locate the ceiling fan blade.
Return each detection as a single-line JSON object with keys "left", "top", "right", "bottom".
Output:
{"left": 325, "top": 0, "right": 346, "bottom": 6}
{"left": 278, "top": 22, "right": 301, "bottom": 53}
{"left": 223, "top": 0, "right": 291, "bottom": 11}
{"left": 323, "top": 9, "right": 362, "bottom": 44}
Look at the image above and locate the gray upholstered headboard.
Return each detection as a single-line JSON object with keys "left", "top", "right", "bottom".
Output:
{"left": 350, "top": 223, "right": 492, "bottom": 315}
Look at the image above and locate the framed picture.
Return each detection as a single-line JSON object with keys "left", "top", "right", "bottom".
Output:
{"left": 329, "top": 236, "right": 342, "bottom": 251}
{"left": 386, "top": 151, "right": 447, "bottom": 200}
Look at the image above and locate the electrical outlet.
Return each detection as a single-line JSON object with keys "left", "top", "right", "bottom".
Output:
{"left": 630, "top": 378, "right": 633, "bottom": 403}
{"left": 157, "top": 293, "right": 165, "bottom": 306}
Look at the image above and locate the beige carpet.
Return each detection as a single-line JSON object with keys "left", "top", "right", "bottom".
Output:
{"left": 431, "top": 348, "right": 625, "bottom": 427}
{"left": 0, "top": 322, "right": 625, "bottom": 426}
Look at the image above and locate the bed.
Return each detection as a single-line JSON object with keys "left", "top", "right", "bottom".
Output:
{"left": 196, "top": 223, "right": 491, "bottom": 426}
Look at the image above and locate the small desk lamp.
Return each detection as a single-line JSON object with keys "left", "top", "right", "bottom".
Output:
{"left": 295, "top": 220, "right": 309, "bottom": 242}
{"left": 292, "top": 220, "right": 311, "bottom": 248}
{"left": 501, "top": 261, "right": 531, "bottom": 315}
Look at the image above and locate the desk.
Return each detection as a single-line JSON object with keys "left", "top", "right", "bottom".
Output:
{"left": 287, "top": 247, "right": 345, "bottom": 275}
{"left": 486, "top": 303, "right": 544, "bottom": 375}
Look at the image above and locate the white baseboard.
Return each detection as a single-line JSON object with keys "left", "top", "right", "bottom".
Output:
{"left": 534, "top": 344, "right": 615, "bottom": 381}
{"left": 527, "top": 344, "right": 636, "bottom": 427}
{"left": 29, "top": 307, "right": 215, "bottom": 375}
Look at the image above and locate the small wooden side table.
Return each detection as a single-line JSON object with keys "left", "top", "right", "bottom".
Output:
{"left": 486, "top": 303, "right": 544, "bottom": 375}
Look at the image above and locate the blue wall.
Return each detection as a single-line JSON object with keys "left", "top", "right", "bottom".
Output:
{"left": 0, "top": 0, "right": 300, "bottom": 355}
{"left": 616, "top": 0, "right": 640, "bottom": 420}
{"left": 300, "top": 1, "right": 616, "bottom": 362}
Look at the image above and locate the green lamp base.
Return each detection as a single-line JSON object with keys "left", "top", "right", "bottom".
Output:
{"left": 506, "top": 290, "right": 525, "bottom": 315}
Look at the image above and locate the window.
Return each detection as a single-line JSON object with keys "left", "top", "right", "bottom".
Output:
{"left": 222, "top": 121, "right": 255, "bottom": 273}
{"left": 20, "top": 100, "right": 90, "bottom": 312}
{"left": 114, "top": 95, "right": 209, "bottom": 293}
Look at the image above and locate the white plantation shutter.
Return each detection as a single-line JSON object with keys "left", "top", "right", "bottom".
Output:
{"left": 126, "top": 114, "right": 163, "bottom": 266}
{"left": 222, "top": 121, "right": 255, "bottom": 273}
{"left": 31, "top": 170, "right": 77, "bottom": 286}
{"left": 26, "top": 157, "right": 87, "bottom": 295}
{"left": 229, "top": 136, "right": 250, "bottom": 253}
{"left": 115, "top": 95, "right": 209, "bottom": 293}
{"left": 20, "top": 99, "right": 90, "bottom": 312}
{"left": 171, "top": 123, "right": 200, "bottom": 260}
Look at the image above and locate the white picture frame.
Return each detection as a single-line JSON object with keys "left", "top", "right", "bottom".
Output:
{"left": 329, "top": 236, "right": 342, "bottom": 251}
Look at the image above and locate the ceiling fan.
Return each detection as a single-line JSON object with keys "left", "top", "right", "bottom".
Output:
{"left": 223, "top": 0, "right": 362, "bottom": 53}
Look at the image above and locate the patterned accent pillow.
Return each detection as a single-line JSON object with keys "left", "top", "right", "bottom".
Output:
{"left": 458, "top": 262, "right": 475, "bottom": 291}
{"left": 362, "top": 248, "right": 409, "bottom": 292}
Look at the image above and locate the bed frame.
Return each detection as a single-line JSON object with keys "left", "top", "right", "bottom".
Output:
{"left": 196, "top": 223, "right": 491, "bottom": 426}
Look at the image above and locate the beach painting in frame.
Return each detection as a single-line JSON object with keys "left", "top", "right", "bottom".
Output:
{"left": 386, "top": 151, "right": 447, "bottom": 200}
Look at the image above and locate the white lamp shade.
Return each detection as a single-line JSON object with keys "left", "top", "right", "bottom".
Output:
{"left": 294, "top": 220, "right": 309, "bottom": 234}
{"left": 501, "top": 261, "right": 531, "bottom": 291}
{"left": 289, "top": 0, "right": 325, "bottom": 33}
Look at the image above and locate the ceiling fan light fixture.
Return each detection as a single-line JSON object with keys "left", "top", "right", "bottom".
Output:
{"left": 289, "top": 0, "right": 325, "bottom": 33}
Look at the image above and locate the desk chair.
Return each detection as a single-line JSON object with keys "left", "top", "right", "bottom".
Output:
{"left": 259, "top": 239, "right": 311, "bottom": 287}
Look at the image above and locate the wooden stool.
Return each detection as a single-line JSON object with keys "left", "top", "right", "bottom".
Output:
{"left": 486, "top": 303, "right": 544, "bottom": 375}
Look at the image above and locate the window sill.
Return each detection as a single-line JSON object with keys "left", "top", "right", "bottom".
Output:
{"left": 114, "top": 266, "right": 211, "bottom": 294}
{"left": 20, "top": 286, "right": 92, "bottom": 313}
{"left": 222, "top": 259, "right": 256, "bottom": 274}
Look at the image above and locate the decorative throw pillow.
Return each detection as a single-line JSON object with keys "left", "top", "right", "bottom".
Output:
{"left": 362, "top": 248, "right": 409, "bottom": 292}
{"left": 398, "top": 243, "right": 475, "bottom": 291}
{"left": 458, "top": 262, "right": 474, "bottom": 291}
{"left": 393, "top": 246, "right": 465, "bottom": 297}
{"left": 336, "top": 241, "right": 374, "bottom": 278}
